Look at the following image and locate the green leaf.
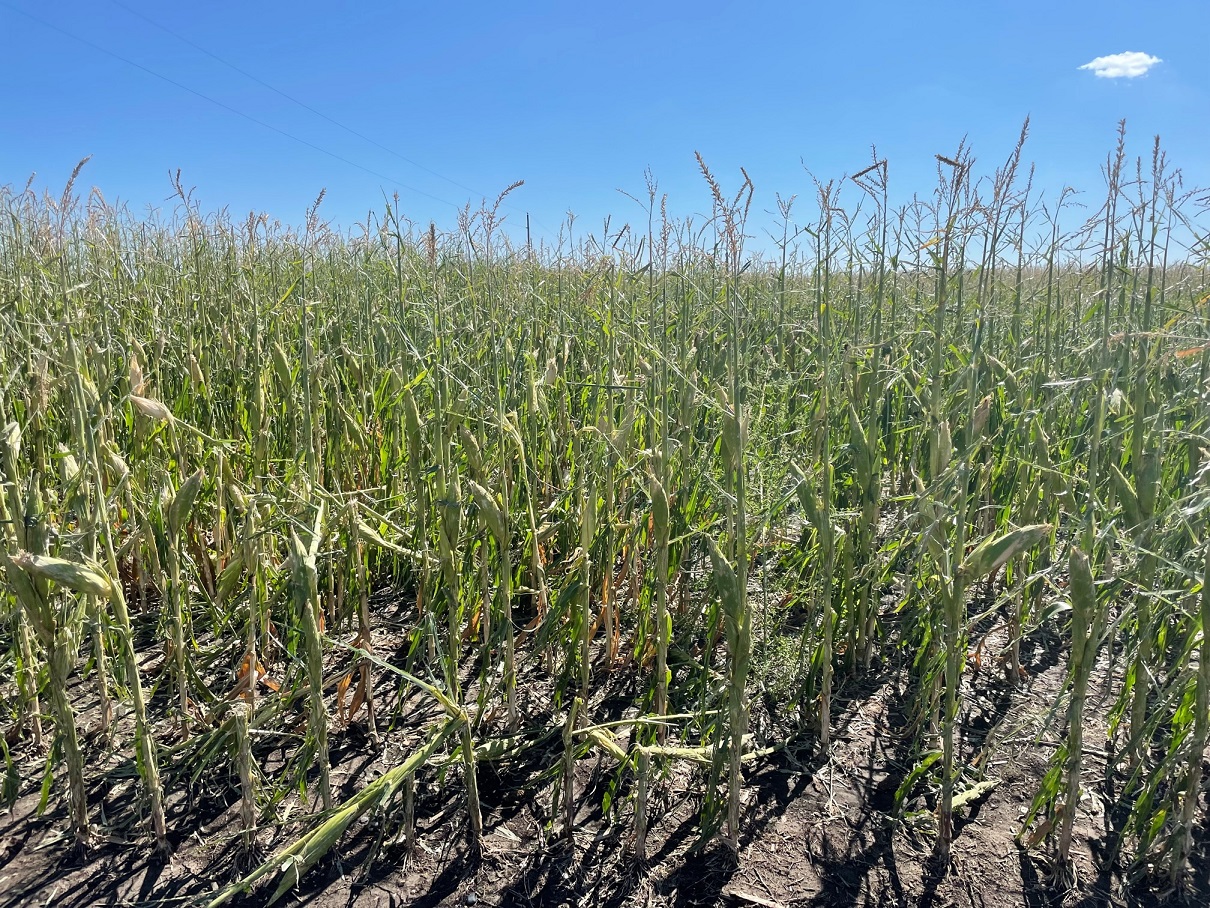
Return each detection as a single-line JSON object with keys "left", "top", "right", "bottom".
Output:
{"left": 895, "top": 750, "right": 942, "bottom": 810}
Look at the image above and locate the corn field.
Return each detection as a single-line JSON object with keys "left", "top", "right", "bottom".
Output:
{"left": 1, "top": 125, "right": 1209, "bottom": 903}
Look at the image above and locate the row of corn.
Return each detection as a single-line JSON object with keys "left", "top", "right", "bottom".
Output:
{"left": 0, "top": 128, "right": 1208, "bottom": 900}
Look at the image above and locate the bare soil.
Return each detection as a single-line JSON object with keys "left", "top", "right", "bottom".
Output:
{"left": 2, "top": 587, "right": 1207, "bottom": 908}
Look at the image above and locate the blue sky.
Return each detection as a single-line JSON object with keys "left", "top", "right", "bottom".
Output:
{"left": 2, "top": 1, "right": 1207, "bottom": 252}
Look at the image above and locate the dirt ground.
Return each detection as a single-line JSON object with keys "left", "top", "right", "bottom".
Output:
{"left": 2, "top": 589, "right": 1207, "bottom": 908}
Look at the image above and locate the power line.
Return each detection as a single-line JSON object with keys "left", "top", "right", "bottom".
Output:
{"left": 107, "top": 0, "right": 494, "bottom": 205}
{"left": 1, "top": 1, "right": 463, "bottom": 213}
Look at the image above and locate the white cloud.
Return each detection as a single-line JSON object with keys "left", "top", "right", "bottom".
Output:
{"left": 1079, "top": 51, "right": 1162, "bottom": 79}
